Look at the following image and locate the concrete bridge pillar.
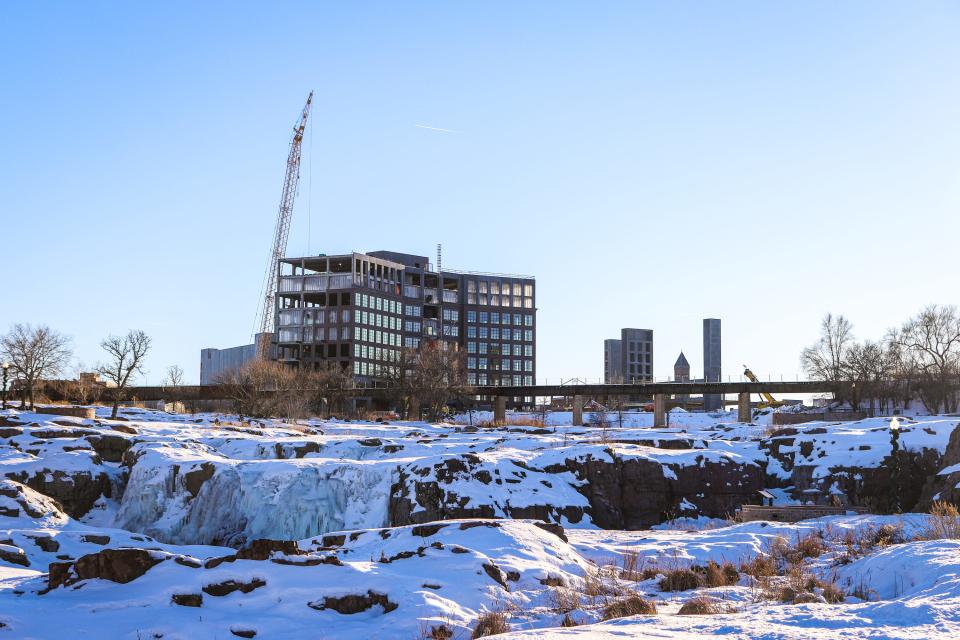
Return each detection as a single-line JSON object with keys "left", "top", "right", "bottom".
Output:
{"left": 494, "top": 396, "right": 507, "bottom": 425}
{"left": 572, "top": 395, "right": 584, "bottom": 426}
{"left": 738, "top": 392, "right": 752, "bottom": 423}
{"left": 653, "top": 393, "right": 666, "bottom": 427}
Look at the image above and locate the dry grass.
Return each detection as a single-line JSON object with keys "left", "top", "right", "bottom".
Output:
{"left": 768, "top": 532, "right": 825, "bottom": 568}
{"left": 618, "top": 551, "right": 660, "bottom": 582}
{"left": 658, "top": 568, "right": 701, "bottom": 592}
{"left": 560, "top": 613, "right": 580, "bottom": 627}
{"left": 740, "top": 554, "right": 777, "bottom": 578}
{"left": 703, "top": 561, "right": 740, "bottom": 588}
{"left": 677, "top": 597, "right": 723, "bottom": 615}
{"left": 547, "top": 586, "right": 582, "bottom": 613}
{"left": 471, "top": 611, "right": 509, "bottom": 638}
{"left": 601, "top": 594, "right": 658, "bottom": 620}
{"left": 922, "top": 501, "right": 960, "bottom": 540}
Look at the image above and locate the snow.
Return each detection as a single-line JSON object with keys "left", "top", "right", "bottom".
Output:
{"left": 0, "top": 406, "right": 957, "bottom": 638}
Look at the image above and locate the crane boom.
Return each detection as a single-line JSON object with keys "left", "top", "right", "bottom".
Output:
{"left": 742, "top": 365, "right": 781, "bottom": 406}
{"left": 256, "top": 91, "right": 313, "bottom": 358}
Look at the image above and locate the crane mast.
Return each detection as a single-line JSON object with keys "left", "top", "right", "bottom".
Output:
{"left": 256, "top": 91, "right": 313, "bottom": 359}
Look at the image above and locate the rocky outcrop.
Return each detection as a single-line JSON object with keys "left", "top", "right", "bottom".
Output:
{"left": 307, "top": 590, "right": 398, "bottom": 614}
{"left": 918, "top": 423, "right": 960, "bottom": 507}
{"left": 48, "top": 548, "right": 164, "bottom": 589}
{"left": 565, "top": 454, "right": 763, "bottom": 529}
{"left": 6, "top": 469, "right": 113, "bottom": 518}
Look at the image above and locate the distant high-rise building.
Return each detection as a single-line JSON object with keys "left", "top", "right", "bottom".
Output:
{"left": 674, "top": 352, "right": 690, "bottom": 382}
{"left": 620, "top": 328, "right": 653, "bottom": 383}
{"left": 703, "top": 318, "right": 722, "bottom": 410}
{"left": 604, "top": 339, "right": 623, "bottom": 383}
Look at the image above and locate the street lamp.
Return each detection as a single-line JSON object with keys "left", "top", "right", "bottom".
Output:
{"left": 1, "top": 362, "right": 9, "bottom": 411}
{"left": 889, "top": 417, "right": 901, "bottom": 514}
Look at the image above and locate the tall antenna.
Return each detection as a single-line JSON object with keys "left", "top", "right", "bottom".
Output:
{"left": 255, "top": 91, "right": 314, "bottom": 359}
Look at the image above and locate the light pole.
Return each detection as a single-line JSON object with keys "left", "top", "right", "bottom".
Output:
{"left": 889, "top": 417, "right": 901, "bottom": 514}
{"left": 1, "top": 362, "right": 9, "bottom": 411}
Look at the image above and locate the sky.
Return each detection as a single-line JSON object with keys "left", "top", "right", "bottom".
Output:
{"left": 2, "top": 1, "right": 959, "bottom": 385}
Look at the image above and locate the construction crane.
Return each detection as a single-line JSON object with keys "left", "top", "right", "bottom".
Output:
{"left": 742, "top": 365, "right": 784, "bottom": 408}
{"left": 255, "top": 91, "right": 314, "bottom": 359}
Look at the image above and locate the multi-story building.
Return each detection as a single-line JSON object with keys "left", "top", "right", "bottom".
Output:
{"left": 603, "top": 339, "right": 623, "bottom": 383}
{"left": 703, "top": 318, "right": 722, "bottom": 410}
{"left": 673, "top": 352, "right": 690, "bottom": 382}
{"left": 603, "top": 328, "right": 653, "bottom": 384}
{"left": 272, "top": 250, "right": 536, "bottom": 390}
{"left": 620, "top": 328, "right": 654, "bottom": 383}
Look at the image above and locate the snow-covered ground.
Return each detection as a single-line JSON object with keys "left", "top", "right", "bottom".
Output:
{"left": 0, "top": 405, "right": 957, "bottom": 638}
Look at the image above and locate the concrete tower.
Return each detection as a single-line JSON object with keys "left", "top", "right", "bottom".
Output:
{"left": 703, "top": 318, "right": 722, "bottom": 410}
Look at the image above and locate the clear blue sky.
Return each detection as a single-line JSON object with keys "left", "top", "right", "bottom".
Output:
{"left": 2, "top": 2, "right": 959, "bottom": 384}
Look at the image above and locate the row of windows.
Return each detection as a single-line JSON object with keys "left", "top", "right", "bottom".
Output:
{"left": 358, "top": 294, "right": 401, "bottom": 315}
{"left": 466, "top": 311, "right": 533, "bottom": 326}
{"left": 278, "top": 327, "right": 351, "bottom": 342}
{"left": 466, "top": 342, "right": 534, "bottom": 356}
{"left": 628, "top": 353, "right": 651, "bottom": 364}
{"left": 468, "top": 374, "right": 533, "bottom": 386}
{"left": 466, "top": 327, "right": 533, "bottom": 341}
{"left": 441, "top": 309, "right": 459, "bottom": 322}
{"left": 466, "top": 357, "right": 534, "bottom": 372}
{"left": 359, "top": 312, "right": 400, "bottom": 331}
{"left": 353, "top": 344, "right": 401, "bottom": 362}
{"left": 466, "top": 281, "right": 533, "bottom": 297}
{"left": 353, "top": 327, "right": 401, "bottom": 346}
{"left": 405, "top": 305, "right": 422, "bottom": 317}
{"left": 466, "top": 294, "right": 533, "bottom": 308}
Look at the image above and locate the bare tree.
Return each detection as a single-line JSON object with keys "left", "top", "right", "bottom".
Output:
{"left": 802, "top": 313, "right": 854, "bottom": 403}
{"left": 299, "top": 362, "right": 354, "bottom": 418}
{"left": 1, "top": 324, "right": 72, "bottom": 409}
{"left": 843, "top": 340, "right": 893, "bottom": 413}
{"left": 412, "top": 343, "right": 472, "bottom": 421}
{"left": 372, "top": 348, "right": 419, "bottom": 418}
{"left": 163, "top": 365, "right": 184, "bottom": 413}
{"left": 888, "top": 305, "right": 960, "bottom": 414}
{"left": 97, "top": 330, "right": 152, "bottom": 418}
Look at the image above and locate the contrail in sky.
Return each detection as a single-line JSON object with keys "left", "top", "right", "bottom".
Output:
{"left": 415, "top": 124, "right": 458, "bottom": 133}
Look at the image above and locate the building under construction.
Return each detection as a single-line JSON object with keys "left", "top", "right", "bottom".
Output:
{"left": 274, "top": 250, "right": 536, "bottom": 388}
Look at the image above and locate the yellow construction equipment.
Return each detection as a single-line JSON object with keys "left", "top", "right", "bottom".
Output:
{"left": 742, "top": 365, "right": 785, "bottom": 408}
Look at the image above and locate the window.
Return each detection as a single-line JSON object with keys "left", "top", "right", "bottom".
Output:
{"left": 467, "top": 311, "right": 476, "bottom": 323}
{"left": 479, "top": 327, "right": 488, "bottom": 339}
{"left": 524, "top": 375, "right": 532, "bottom": 386}
{"left": 524, "top": 360, "right": 532, "bottom": 372}
{"left": 524, "top": 284, "right": 533, "bottom": 297}
{"left": 467, "top": 326, "right": 476, "bottom": 338}
{"left": 479, "top": 343, "right": 488, "bottom": 354}
{"left": 525, "top": 314, "right": 533, "bottom": 326}
{"left": 468, "top": 373, "right": 477, "bottom": 385}
{"left": 502, "top": 328, "right": 511, "bottom": 340}
{"left": 513, "top": 344, "right": 522, "bottom": 356}
{"left": 491, "top": 328, "right": 500, "bottom": 340}
{"left": 467, "top": 280, "right": 477, "bottom": 292}
{"left": 479, "top": 374, "right": 488, "bottom": 385}
{"left": 341, "top": 310, "right": 350, "bottom": 323}
{"left": 467, "top": 357, "right": 476, "bottom": 369}
{"left": 524, "top": 344, "right": 533, "bottom": 357}
{"left": 478, "top": 358, "right": 487, "bottom": 370}
{"left": 467, "top": 342, "right": 477, "bottom": 354}
{"left": 406, "top": 305, "right": 422, "bottom": 317}
{"left": 513, "top": 283, "right": 522, "bottom": 296}
{"left": 525, "top": 330, "right": 533, "bottom": 341}
{"left": 491, "top": 313, "right": 500, "bottom": 324}
{"left": 513, "top": 314, "right": 522, "bottom": 325}
{"left": 479, "top": 312, "right": 489, "bottom": 323}
{"left": 513, "top": 360, "right": 522, "bottom": 372}
{"left": 503, "top": 359, "right": 511, "bottom": 370}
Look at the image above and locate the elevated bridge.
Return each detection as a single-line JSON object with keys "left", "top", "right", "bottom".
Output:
{"left": 120, "top": 380, "right": 834, "bottom": 427}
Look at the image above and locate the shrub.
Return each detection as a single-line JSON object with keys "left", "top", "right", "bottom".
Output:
{"left": 740, "top": 554, "right": 777, "bottom": 578}
{"left": 677, "top": 597, "right": 721, "bottom": 615}
{"left": 472, "top": 611, "right": 508, "bottom": 638}
{"left": 601, "top": 594, "right": 658, "bottom": 620}
{"left": 658, "top": 568, "right": 701, "bottom": 592}
{"left": 819, "top": 580, "right": 846, "bottom": 604}
{"left": 703, "top": 561, "right": 739, "bottom": 587}
{"left": 548, "top": 586, "right": 582, "bottom": 613}
{"left": 923, "top": 501, "right": 960, "bottom": 540}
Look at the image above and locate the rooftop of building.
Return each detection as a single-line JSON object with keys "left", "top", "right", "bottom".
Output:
{"left": 280, "top": 250, "right": 534, "bottom": 280}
